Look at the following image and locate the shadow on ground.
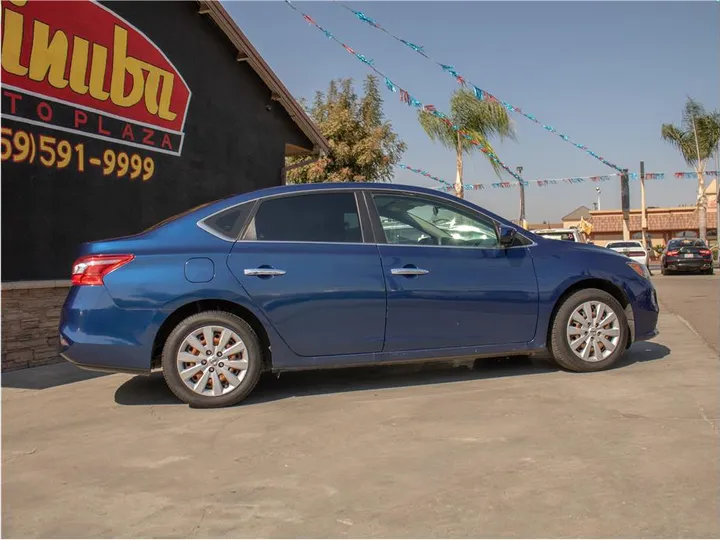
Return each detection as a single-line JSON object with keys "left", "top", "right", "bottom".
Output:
{"left": 113, "top": 341, "right": 671, "bottom": 408}
{"left": 2, "top": 361, "right": 110, "bottom": 390}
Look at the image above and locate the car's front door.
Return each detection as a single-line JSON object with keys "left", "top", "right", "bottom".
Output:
{"left": 367, "top": 191, "right": 539, "bottom": 352}
{"left": 227, "top": 191, "right": 386, "bottom": 357}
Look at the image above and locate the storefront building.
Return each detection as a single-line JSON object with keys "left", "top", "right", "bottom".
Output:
{"left": 1, "top": 0, "right": 329, "bottom": 371}
{"left": 588, "top": 181, "right": 718, "bottom": 249}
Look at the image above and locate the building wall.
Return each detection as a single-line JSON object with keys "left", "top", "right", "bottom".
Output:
{"left": 1, "top": 0, "right": 311, "bottom": 282}
{"left": 1, "top": 0, "right": 313, "bottom": 371}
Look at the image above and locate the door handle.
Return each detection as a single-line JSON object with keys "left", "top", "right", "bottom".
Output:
{"left": 391, "top": 267, "right": 429, "bottom": 276}
{"left": 244, "top": 268, "right": 286, "bottom": 277}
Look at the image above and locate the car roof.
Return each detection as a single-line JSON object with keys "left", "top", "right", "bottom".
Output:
{"left": 534, "top": 228, "right": 577, "bottom": 233}
{"left": 193, "top": 182, "right": 522, "bottom": 229}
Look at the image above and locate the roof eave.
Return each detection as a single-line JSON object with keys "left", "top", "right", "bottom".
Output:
{"left": 197, "top": 0, "right": 330, "bottom": 156}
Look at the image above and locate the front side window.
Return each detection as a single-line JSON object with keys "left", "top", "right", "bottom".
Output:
{"left": 243, "top": 192, "right": 363, "bottom": 243}
{"left": 372, "top": 193, "right": 499, "bottom": 248}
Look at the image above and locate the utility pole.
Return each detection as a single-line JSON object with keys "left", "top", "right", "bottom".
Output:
{"left": 517, "top": 166, "right": 526, "bottom": 228}
{"left": 640, "top": 161, "right": 648, "bottom": 251}
{"left": 621, "top": 168, "right": 631, "bottom": 240}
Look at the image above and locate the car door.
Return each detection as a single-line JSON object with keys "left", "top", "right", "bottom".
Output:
{"left": 227, "top": 190, "right": 386, "bottom": 357}
{"left": 366, "top": 191, "right": 539, "bottom": 352}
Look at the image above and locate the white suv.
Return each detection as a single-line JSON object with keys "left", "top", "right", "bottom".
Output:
{"left": 605, "top": 240, "right": 651, "bottom": 268}
{"left": 534, "top": 228, "right": 587, "bottom": 243}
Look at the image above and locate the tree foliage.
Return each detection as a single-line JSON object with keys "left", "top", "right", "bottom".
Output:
{"left": 417, "top": 88, "right": 515, "bottom": 198}
{"left": 286, "top": 75, "right": 407, "bottom": 183}
{"left": 661, "top": 97, "right": 720, "bottom": 166}
{"left": 661, "top": 97, "right": 720, "bottom": 242}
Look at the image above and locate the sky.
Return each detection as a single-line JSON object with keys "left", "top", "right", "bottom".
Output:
{"left": 225, "top": 1, "right": 720, "bottom": 222}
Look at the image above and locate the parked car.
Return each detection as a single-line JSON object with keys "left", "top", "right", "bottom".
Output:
{"left": 605, "top": 240, "right": 651, "bottom": 268}
{"left": 533, "top": 227, "right": 587, "bottom": 243}
{"left": 661, "top": 238, "right": 714, "bottom": 275}
{"left": 59, "top": 183, "right": 659, "bottom": 408}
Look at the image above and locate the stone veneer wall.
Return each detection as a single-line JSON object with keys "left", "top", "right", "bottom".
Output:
{"left": 1, "top": 282, "right": 70, "bottom": 372}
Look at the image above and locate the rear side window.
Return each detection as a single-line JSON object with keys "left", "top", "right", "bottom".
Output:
{"left": 201, "top": 202, "right": 254, "bottom": 240}
{"left": 243, "top": 192, "right": 363, "bottom": 243}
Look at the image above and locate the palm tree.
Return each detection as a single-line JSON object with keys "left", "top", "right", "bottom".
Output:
{"left": 418, "top": 89, "right": 515, "bottom": 199}
{"left": 661, "top": 98, "right": 720, "bottom": 241}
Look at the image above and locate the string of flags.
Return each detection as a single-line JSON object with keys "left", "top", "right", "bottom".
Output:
{"left": 398, "top": 165, "right": 720, "bottom": 192}
{"left": 284, "top": 0, "right": 526, "bottom": 184}
{"left": 338, "top": 2, "right": 624, "bottom": 174}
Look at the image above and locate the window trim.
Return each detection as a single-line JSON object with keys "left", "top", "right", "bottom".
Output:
{"left": 196, "top": 200, "right": 258, "bottom": 242}
{"left": 237, "top": 189, "right": 372, "bottom": 245}
{"left": 363, "top": 190, "right": 533, "bottom": 250}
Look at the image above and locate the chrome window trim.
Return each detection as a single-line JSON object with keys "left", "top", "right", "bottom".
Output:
{"left": 195, "top": 185, "right": 537, "bottom": 249}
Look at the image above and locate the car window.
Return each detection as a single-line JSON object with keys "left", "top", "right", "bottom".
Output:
{"left": 243, "top": 192, "right": 363, "bottom": 243}
{"left": 372, "top": 193, "right": 499, "bottom": 248}
{"left": 539, "top": 232, "right": 576, "bottom": 242}
{"left": 201, "top": 202, "right": 254, "bottom": 240}
{"left": 668, "top": 239, "right": 706, "bottom": 249}
{"left": 607, "top": 242, "right": 643, "bottom": 249}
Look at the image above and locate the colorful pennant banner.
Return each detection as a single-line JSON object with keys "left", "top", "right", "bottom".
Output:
{"left": 285, "top": 1, "right": 526, "bottom": 184}
{"left": 398, "top": 165, "right": 719, "bottom": 192}
{"left": 339, "top": 2, "right": 624, "bottom": 173}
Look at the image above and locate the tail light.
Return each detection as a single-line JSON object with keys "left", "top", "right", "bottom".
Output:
{"left": 71, "top": 254, "right": 134, "bottom": 286}
{"left": 699, "top": 249, "right": 711, "bottom": 256}
{"left": 666, "top": 250, "right": 679, "bottom": 257}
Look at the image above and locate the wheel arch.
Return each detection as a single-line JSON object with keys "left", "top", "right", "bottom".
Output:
{"left": 546, "top": 278, "right": 633, "bottom": 351}
{"left": 151, "top": 299, "right": 272, "bottom": 371}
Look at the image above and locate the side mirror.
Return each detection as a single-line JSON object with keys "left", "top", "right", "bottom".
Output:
{"left": 498, "top": 225, "right": 517, "bottom": 247}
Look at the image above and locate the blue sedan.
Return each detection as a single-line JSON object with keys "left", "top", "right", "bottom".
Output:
{"left": 59, "top": 183, "right": 659, "bottom": 407}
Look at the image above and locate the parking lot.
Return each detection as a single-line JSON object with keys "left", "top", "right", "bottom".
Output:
{"left": 2, "top": 274, "right": 719, "bottom": 538}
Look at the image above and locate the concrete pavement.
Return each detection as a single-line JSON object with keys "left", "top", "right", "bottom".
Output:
{"left": 651, "top": 273, "right": 719, "bottom": 352}
{"left": 2, "top": 308, "right": 719, "bottom": 538}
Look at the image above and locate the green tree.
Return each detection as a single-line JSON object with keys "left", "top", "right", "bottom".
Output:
{"left": 418, "top": 88, "right": 515, "bottom": 199}
{"left": 661, "top": 97, "right": 720, "bottom": 241}
{"left": 287, "top": 75, "right": 406, "bottom": 183}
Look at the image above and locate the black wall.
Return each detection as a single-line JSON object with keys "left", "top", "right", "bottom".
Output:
{"left": 1, "top": 1, "right": 312, "bottom": 281}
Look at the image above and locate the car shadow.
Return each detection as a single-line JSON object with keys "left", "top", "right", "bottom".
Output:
{"left": 113, "top": 341, "right": 671, "bottom": 407}
{"left": 2, "top": 360, "right": 110, "bottom": 390}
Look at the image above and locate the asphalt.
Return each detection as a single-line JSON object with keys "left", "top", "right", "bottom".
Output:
{"left": 2, "top": 282, "right": 719, "bottom": 538}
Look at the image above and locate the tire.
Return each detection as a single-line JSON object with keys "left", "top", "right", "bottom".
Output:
{"left": 549, "top": 288, "right": 629, "bottom": 373}
{"left": 162, "top": 311, "right": 263, "bottom": 408}
{"left": 704, "top": 268, "right": 714, "bottom": 275}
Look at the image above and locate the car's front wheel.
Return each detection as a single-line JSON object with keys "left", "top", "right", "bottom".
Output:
{"left": 162, "top": 311, "right": 263, "bottom": 408}
{"left": 549, "top": 288, "right": 629, "bottom": 372}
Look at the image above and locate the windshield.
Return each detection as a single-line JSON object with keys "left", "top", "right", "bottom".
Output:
{"left": 142, "top": 199, "right": 222, "bottom": 233}
{"left": 668, "top": 239, "right": 707, "bottom": 249}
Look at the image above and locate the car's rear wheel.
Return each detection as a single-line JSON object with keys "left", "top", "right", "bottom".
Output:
{"left": 549, "top": 288, "right": 629, "bottom": 372}
{"left": 162, "top": 311, "right": 263, "bottom": 408}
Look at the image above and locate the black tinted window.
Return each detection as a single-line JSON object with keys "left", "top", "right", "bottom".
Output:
{"left": 246, "top": 192, "right": 362, "bottom": 243}
{"left": 201, "top": 202, "right": 254, "bottom": 239}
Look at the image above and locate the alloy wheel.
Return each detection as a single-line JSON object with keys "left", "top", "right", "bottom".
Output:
{"left": 176, "top": 325, "right": 249, "bottom": 396}
{"left": 566, "top": 301, "right": 621, "bottom": 363}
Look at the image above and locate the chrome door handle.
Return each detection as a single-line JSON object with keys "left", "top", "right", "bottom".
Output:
{"left": 244, "top": 268, "right": 286, "bottom": 277}
{"left": 391, "top": 267, "right": 429, "bottom": 276}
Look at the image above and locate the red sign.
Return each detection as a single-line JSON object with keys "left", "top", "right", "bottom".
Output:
{"left": 1, "top": 0, "right": 191, "bottom": 154}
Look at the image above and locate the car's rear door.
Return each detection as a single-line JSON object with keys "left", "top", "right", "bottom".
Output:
{"left": 227, "top": 190, "right": 386, "bottom": 357}
{"left": 366, "top": 191, "right": 539, "bottom": 352}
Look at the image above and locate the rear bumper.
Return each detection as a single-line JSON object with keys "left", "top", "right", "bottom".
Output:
{"left": 665, "top": 258, "right": 713, "bottom": 271}
{"left": 58, "top": 286, "right": 157, "bottom": 374}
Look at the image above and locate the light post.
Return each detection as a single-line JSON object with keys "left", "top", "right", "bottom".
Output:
{"left": 596, "top": 186, "right": 601, "bottom": 211}
{"left": 517, "top": 166, "right": 526, "bottom": 228}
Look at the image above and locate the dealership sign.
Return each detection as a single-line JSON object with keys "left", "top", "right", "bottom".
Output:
{"left": 1, "top": 0, "right": 191, "bottom": 170}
